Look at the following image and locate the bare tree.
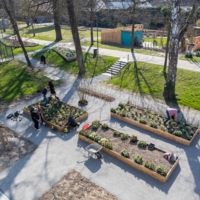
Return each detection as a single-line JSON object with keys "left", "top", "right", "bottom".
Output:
{"left": 163, "top": 0, "right": 199, "bottom": 99}
{"left": 2, "top": 0, "right": 32, "bottom": 68}
{"left": 66, "top": 0, "right": 86, "bottom": 75}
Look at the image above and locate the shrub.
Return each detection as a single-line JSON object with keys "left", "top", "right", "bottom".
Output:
{"left": 79, "top": 130, "right": 89, "bottom": 137}
{"left": 113, "top": 130, "right": 121, "bottom": 137}
{"left": 121, "top": 134, "right": 129, "bottom": 140}
{"left": 139, "top": 117, "right": 147, "bottom": 124}
{"left": 94, "top": 135, "right": 102, "bottom": 143}
{"left": 186, "top": 134, "right": 192, "bottom": 140}
{"left": 118, "top": 102, "right": 126, "bottom": 109}
{"left": 92, "top": 120, "right": 101, "bottom": 129}
{"left": 173, "top": 130, "right": 182, "bottom": 137}
{"left": 130, "top": 135, "right": 137, "bottom": 142}
{"left": 120, "top": 109, "right": 127, "bottom": 117}
{"left": 156, "top": 166, "right": 167, "bottom": 176}
{"left": 161, "top": 125, "right": 166, "bottom": 132}
{"left": 120, "top": 149, "right": 130, "bottom": 158}
{"left": 88, "top": 132, "right": 97, "bottom": 140}
{"left": 99, "top": 138, "right": 112, "bottom": 149}
{"left": 138, "top": 140, "right": 147, "bottom": 148}
{"left": 134, "top": 155, "right": 143, "bottom": 164}
{"left": 102, "top": 123, "right": 109, "bottom": 129}
{"left": 150, "top": 120, "right": 157, "bottom": 128}
{"left": 145, "top": 161, "right": 155, "bottom": 170}
{"left": 111, "top": 108, "right": 116, "bottom": 113}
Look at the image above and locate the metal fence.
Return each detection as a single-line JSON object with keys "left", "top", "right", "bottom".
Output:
{"left": 0, "top": 40, "right": 14, "bottom": 63}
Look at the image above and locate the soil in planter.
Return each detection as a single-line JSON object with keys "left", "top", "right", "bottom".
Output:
{"left": 112, "top": 103, "right": 198, "bottom": 141}
{"left": 24, "top": 98, "right": 86, "bottom": 127}
{"left": 86, "top": 125, "right": 174, "bottom": 174}
{"left": 3, "top": 38, "right": 38, "bottom": 47}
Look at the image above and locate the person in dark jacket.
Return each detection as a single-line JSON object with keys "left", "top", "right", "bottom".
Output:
{"left": 42, "top": 87, "right": 48, "bottom": 106}
{"left": 47, "top": 80, "right": 60, "bottom": 100}
{"left": 40, "top": 54, "right": 46, "bottom": 66}
{"left": 65, "top": 116, "right": 79, "bottom": 128}
{"left": 30, "top": 107, "right": 41, "bottom": 131}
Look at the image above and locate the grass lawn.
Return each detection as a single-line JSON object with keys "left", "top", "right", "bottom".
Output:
{"left": 0, "top": 60, "right": 59, "bottom": 103}
{"left": 13, "top": 45, "right": 44, "bottom": 56}
{"left": 143, "top": 37, "right": 167, "bottom": 47}
{"left": 179, "top": 55, "right": 200, "bottom": 62}
{"left": 81, "top": 42, "right": 164, "bottom": 57}
{"left": 5, "top": 25, "right": 101, "bottom": 42}
{"left": 32, "top": 49, "right": 118, "bottom": 78}
{"left": 107, "top": 61, "right": 200, "bottom": 110}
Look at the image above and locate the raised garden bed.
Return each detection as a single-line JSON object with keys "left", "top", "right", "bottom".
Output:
{"left": 79, "top": 121, "right": 180, "bottom": 183}
{"left": 110, "top": 103, "right": 199, "bottom": 146}
{"left": 53, "top": 46, "right": 76, "bottom": 61}
{"left": 23, "top": 98, "right": 88, "bottom": 132}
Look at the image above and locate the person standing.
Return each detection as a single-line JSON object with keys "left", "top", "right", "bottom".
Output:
{"left": 30, "top": 107, "right": 41, "bottom": 131}
{"left": 164, "top": 108, "right": 180, "bottom": 125}
{"left": 47, "top": 80, "right": 60, "bottom": 100}
{"left": 42, "top": 87, "right": 48, "bottom": 106}
{"left": 40, "top": 54, "right": 46, "bottom": 66}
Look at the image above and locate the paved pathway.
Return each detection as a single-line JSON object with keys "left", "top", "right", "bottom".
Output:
{"left": 0, "top": 37, "right": 200, "bottom": 200}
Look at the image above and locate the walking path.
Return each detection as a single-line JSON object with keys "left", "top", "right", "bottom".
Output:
{"left": 0, "top": 37, "right": 200, "bottom": 200}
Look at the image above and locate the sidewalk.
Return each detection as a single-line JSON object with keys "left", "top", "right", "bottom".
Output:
{"left": 0, "top": 38, "right": 200, "bottom": 200}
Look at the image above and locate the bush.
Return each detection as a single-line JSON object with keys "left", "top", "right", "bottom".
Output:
{"left": 118, "top": 102, "right": 126, "bottom": 109}
{"left": 113, "top": 130, "right": 121, "bottom": 137}
{"left": 121, "top": 134, "right": 129, "bottom": 140}
{"left": 150, "top": 120, "right": 157, "bottom": 128}
{"left": 102, "top": 123, "right": 109, "bottom": 129}
{"left": 173, "top": 130, "right": 182, "bottom": 137}
{"left": 88, "top": 132, "right": 97, "bottom": 140}
{"left": 156, "top": 166, "right": 167, "bottom": 176}
{"left": 160, "top": 125, "right": 166, "bottom": 132}
{"left": 134, "top": 155, "right": 143, "bottom": 164}
{"left": 130, "top": 135, "right": 137, "bottom": 142}
{"left": 138, "top": 140, "right": 147, "bottom": 148}
{"left": 98, "top": 138, "right": 112, "bottom": 149}
{"left": 120, "top": 149, "right": 130, "bottom": 158}
{"left": 139, "top": 117, "right": 147, "bottom": 124}
{"left": 111, "top": 108, "right": 116, "bottom": 113}
{"left": 120, "top": 109, "right": 127, "bottom": 117}
{"left": 144, "top": 161, "right": 155, "bottom": 170}
{"left": 92, "top": 120, "right": 101, "bottom": 129}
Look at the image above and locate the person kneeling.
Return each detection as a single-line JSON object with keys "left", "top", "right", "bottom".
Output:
{"left": 65, "top": 116, "right": 80, "bottom": 128}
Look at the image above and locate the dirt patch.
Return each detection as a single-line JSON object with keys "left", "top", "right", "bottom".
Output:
{"left": 84, "top": 124, "right": 174, "bottom": 174}
{"left": 39, "top": 170, "right": 118, "bottom": 200}
{"left": 0, "top": 127, "right": 37, "bottom": 171}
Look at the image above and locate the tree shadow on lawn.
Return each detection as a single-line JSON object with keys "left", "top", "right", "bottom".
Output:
{"left": 24, "top": 25, "right": 55, "bottom": 35}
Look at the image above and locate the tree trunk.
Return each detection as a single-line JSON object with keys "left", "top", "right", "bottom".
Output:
{"left": 131, "top": 5, "right": 136, "bottom": 53}
{"left": 163, "top": 22, "right": 171, "bottom": 73}
{"left": 90, "top": 11, "right": 94, "bottom": 45}
{"left": 52, "top": 0, "right": 62, "bottom": 41}
{"left": 66, "top": 0, "right": 86, "bottom": 75}
{"left": 2, "top": 0, "right": 32, "bottom": 68}
{"left": 163, "top": 0, "right": 181, "bottom": 99}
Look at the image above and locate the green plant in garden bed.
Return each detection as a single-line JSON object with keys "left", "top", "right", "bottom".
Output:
{"left": 130, "top": 135, "right": 138, "bottom": 143}
{"left": 111, "top": 108, "right": 117, "bottom": 113}
{"left": 134, "top": 155, "right": 143, "bottom": 164}
{"left": 121, "top": 134, "right": 129, "bottom": 140}
{"left": 53, "top": 47, "right": 76, "bottom": 58}
{"left": 98, "top": 138, "right": 112, "bottom": 149}
{"left": 92, "top": 120, "right": 101, "bottom": 129}
{"left": 139, "top": 117, "right": 147, "bottom": 124}
{"left": 145, "top": 161, "right": 155, "bottom": 170}
{"left": 113, "top": 130, "right": 121, "bottom": 137}
{"left": 102, "top": 123, "right": 109, "bottom": 129}
{"left": 138, "top": 140, "right": 147, "bottom": 148}
{"left": 120, "top": 149, "right": 130, "bottom": 158}
{"left": 156, "top": 166, "right": 167, "bottom": 176}
{"left": 150, "top": 120, "right": 158, "bottom": 128}
{"left": 173, "top": 130, "right": 182, "bottom": 137}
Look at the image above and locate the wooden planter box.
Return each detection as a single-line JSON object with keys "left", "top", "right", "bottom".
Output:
{"left": 78, "top": 134, "right": 180, "bottom": 183}
{"left": 23, "top": 109, "right": 88, "bottom": 132}
{"left": 111, "top": 112, "right": 199, "bottom": 146}
{"left": 53, "top": 48, "right": 76, "bottom": 61}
